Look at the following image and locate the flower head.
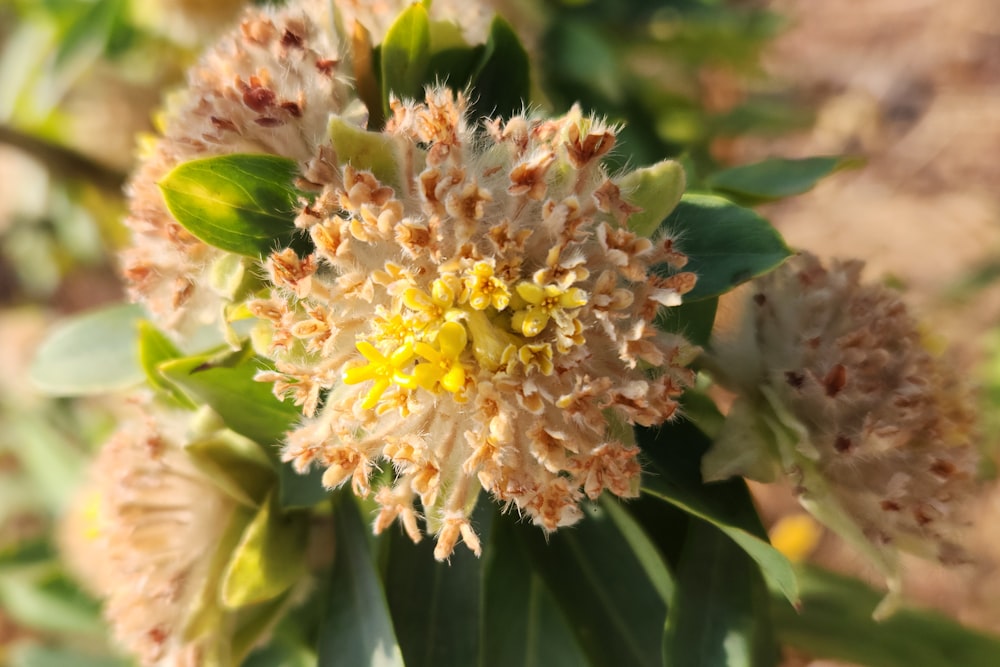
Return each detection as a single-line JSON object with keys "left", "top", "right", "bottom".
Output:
{"left": 257, "top": 88, "right": 697, "bottom": 559}
{"left": 707, "top": 252, "right": 982, "bottom": 613}
{"left": 61, "top": 404, "right": 242, "bottom": 666}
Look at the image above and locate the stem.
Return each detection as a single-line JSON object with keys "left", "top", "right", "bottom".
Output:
{"left": 0, "top": 124, "right": 127, "bottom": 194}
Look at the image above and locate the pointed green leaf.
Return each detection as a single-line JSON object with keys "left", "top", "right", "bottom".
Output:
{"left": 381, "top": 3, "right": 431, "bottom": 110}
{"left": 600, "top": 498, "right": 675, "bottom": 603}
{"left": 221, "top": 493, "right": 309, "bottom": 608}
{"left": 619, "top": 160, "right": 686, "bottom": 237}
{"left": 772, "top": 566, "right": 1000, "bottom": 667}
{"left": 637, "top": 418, "right": 799, "bottom": 606}
{"left": 518, "top": 504, "right": 666, "bottom": 667}
{"left": 158, "top": 154, "right": 306, "bottom": 257}
{"left": 661, "top": 194, "right": 791, "bottom": 301}
{"left": 468, "top": 16, "right": 531, "bottom": 119}
{"left": 318, "top": 494, "right": 404, "bottom": 667}
{"left": 707, "top": 156, "right": 862, "bottom": 203}
{"left": 383, "top": 505, "right": 488, "bottom": 667}
{"left": 482, "top": 513, "right": 588, "bottom": 667}
{"left": 663, "top": 520, "right": 779, "bottom": 667}
{"left": 158, "top": 353, "right": 300, "bottom": 446}
{"left": 30, "top": 303, "right": 144, "bottom": 396}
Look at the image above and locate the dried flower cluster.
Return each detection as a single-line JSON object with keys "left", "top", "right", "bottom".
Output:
{"left": 257, "top": 89, "right": 697, "bottom": 558}
{"left": 62, "top": 405, "right": 239, "bottom": 666}
{"left": 709, "top": 252, "right": 980, "bottom": 572}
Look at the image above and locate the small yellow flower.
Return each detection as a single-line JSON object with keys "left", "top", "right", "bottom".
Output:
{"left": 463, "top": 260, "right": 511, "bottom": 311}
{"left": 343, "top": 341, "right": 416, "bottom": 409}
{"left": 512, "top": 280, "right": 587, "bottom": 337}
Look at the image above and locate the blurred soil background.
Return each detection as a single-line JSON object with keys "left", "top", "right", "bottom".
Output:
{"left": 728, "top": 0, "right": 1000, "bottom": 645}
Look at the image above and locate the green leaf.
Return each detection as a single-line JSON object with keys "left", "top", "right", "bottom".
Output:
{"left": 619, "top": 160, "right": 686, "bottom": 237}
{"left": 0, "top": 540, "right": 53, "bottom": 570}
{"left": 663, "top": 521, "right": 779, "bottom": 667}
{"left": 661, "top": 194, "right": 791, "bottom": 301}
{"left": 656, "top": 296, "right": 718, "bottom": 347}
{"left": 53, "top": 0, "right": 123, "bottom": 70}
{"left": 184, "top": 430, "right": 276, "bottom": 507}
{"left": 468, "top": 16, "right": 531, "bottom": 119}
{"left": 137, "top": 320, "right": 196, "bottom": 408}
{"left": 380, "top": 3, "right": 431, "bottom": 111}
{"left": 707, "top": 156, "right": 862, "bottom": 203}
{"left": 9, "top": 645, "right": 128, "bottom": 667}
{"left": 184, "top": 505, "right": 255, "bottom": 642}
{"left": 637, "top": 418, "right": 799, "bottom": 606}
{"left": 158, "top": 154, "right": 306, "bottom": 257}
{"left": 0, "top": 570, "right": 104, "bottom": 639}
{"left": 600, "top": 498, "right": 675, "bottom": 603}
{"left": 5, "top": 414, "right": 87, "bottom": 510}
{"left": 242, "top": 642, "right": 315, "bottom": 667}
{"left": 383, "top": 505, "right": 488, "bottom": 667}
{"left": 221, "top": 493, "right": 309, "bottom": 608}
{"left": 318, "top": 494, "right": 404, "bottom": 667}
{"left": 279, "top": 461, "right": 329, "bottom": 509}
{"left": 30, "top": 303, "right": 144, "bottom": 396}
{"left": 482, "top": 513, "right": 588, "bottom": 667}
{"left": 158, "top": 353, "right": 300, "bottom": 446}
{"left": 772, "top": 566, "right": 1000, "bottom": 667}
{"left": 518, "top": 504, "right": 666, "bottom": 667}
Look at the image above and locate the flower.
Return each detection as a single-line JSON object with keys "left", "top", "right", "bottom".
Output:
{"left": 60, "top": 403, "right": 242, "bottom": 666}
{"left": 706, "top": 252, "right": 981, "bottom": 615}
{"left": 255, "top": 88, "right": 697, "bottom": 559}
{"left": 122, "top": 0, "right": 490, "bottom": 333}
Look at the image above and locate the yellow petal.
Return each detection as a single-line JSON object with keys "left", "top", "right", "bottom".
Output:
{"left": 438, "top": 322, "right": 468, "bottom": 358}
{"left": 516, "top": 281, "right": 544, "bottom": 304}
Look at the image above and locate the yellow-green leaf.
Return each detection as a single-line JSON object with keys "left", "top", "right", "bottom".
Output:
{"left": 381, "top": 3, "right": 431, "bottom": 111}
{"left": 158, "top": 154, "right": 305, "bottom": 257}
{"left": 221, "top": 493, "right": 309, "bottom": 608}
